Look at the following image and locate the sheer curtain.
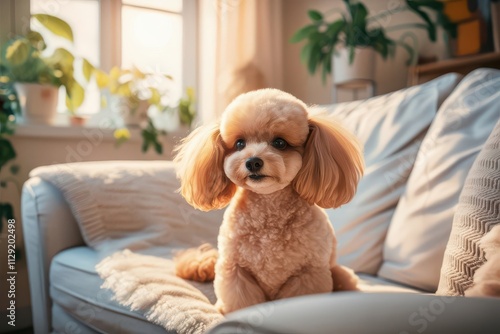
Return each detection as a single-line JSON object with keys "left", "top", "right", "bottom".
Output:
{"left": 198, "top": 0, "right": 283, "bottom": 122}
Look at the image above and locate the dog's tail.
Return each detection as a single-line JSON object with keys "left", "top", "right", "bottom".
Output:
{"left": 331, "top": 264, "right": 359, "bottom": 291}
{"left": 174, "top": 243, "right": 218, "bottom": 282}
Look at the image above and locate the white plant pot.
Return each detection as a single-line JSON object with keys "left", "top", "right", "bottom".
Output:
{"left": 15, "top": 83, "right": 59, "bottom": 124}
{"left": 333, "top": 47, "right": 376, "bottom": 85}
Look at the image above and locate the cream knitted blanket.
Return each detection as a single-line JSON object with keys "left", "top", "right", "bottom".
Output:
{"left": 96, "top": 249, "right": 223, "bottom": 334}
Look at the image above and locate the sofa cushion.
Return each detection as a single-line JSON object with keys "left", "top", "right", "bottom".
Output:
{"left": 357, "top": 274, "right": 422, "bottom": 293}
{"left": 324, "top": 73, "right": 462, "bottom": 274}
{"left": 50, "top": 247, "right": 422, "bottom": 333}
{"left": 436, "top": 119, "right": 500, "bottom": 296}
{"left": 51, "top": 246, "right": 220, "bottom": 333}
{"left": 30, "top": 161, "right": 224, "bottom": 254}
{"left": 379, "top": 68, "right": 500, "bottom": 291}
{"left": 50, "top": 247, "right": 168, "bottom": 333}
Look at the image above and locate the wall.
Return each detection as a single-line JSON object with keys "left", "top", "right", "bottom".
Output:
{"left": 282, "top": 0, "right": 450, "bottom": 104}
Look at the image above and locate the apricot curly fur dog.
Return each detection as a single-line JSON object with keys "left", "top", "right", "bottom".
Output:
{"left": 174, "top": 89, "right": 364, "bottom": 314}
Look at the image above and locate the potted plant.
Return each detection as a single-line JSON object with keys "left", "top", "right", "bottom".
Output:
{"left": 102, "top": 65, "right": 196, "bottom": 154}
{"left": 0, "top": 14, "right": 101, "bottom": 124}
{"left": 290, "top": 0, "right": 457, "bottom": 83}
{"left": 105, "top": 66, "right": 175, "bottom": 126}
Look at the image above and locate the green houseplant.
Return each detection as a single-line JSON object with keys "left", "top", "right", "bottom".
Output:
{"left": 106, "top": 66, "right": 196, "bottom": 154}
{"left": 106, "top": 66, "right": 175, "bottom": 126}
{"left": 290, "top": 0, "right": 457, "bottom": 81}
{"left": 0, "top": 14, "right": 103, "bottom": 121}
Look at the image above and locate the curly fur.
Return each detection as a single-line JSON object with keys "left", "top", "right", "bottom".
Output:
{"left": 174, "top": 89, "right": 364, "bottom": 314}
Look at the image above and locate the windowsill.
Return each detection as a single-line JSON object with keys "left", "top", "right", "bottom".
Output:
{"left": 13, "top": 113, "right": 190, "bottom": 142}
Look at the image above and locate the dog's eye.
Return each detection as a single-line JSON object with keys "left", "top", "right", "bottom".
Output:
{"left": 272, "top": 138, "right": 288, "bottom": 150}
{"left": 235, "top": 139, "right": 246, "bottom": 151}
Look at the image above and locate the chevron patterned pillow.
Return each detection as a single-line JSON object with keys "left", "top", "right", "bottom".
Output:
{"left": 436, "top": 119, "right": 500, "bottom": 296}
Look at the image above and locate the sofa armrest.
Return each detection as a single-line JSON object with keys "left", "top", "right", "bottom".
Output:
{"left": 22, "top": 177, "right": 85, "bottom": 333}
{"left": 207, "top": 292, "right": 500, "bottom": 334}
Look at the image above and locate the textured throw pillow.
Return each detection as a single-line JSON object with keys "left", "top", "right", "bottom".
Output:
{"left": 323, "top": 73, "right": 462, "bottom": 274}
{"left": 379, "top": 68, "right": 500, "bottom": 291}
{"left": 437, "top": 119, "right": 500, "bottom": 296}
{"left": 30, "top": 161, "right": 224, "bottom": 255}
{"left": 465, "top": 225, "right": 500, "bottom": 297}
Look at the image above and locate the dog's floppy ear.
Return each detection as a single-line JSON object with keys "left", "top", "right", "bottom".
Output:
{"left": 293, "top": 115, "right": 364, "bottom": 208}
{"left": 174, "top": 122, "right": 236, "bottom": 211}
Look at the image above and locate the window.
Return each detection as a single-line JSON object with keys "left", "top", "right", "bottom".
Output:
{"left": 29, "top": 0, "right": 195, "bottom": 115}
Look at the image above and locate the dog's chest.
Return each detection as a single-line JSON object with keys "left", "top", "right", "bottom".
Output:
{"left": 233, "top": 209, "right": 317, "bottom": 287}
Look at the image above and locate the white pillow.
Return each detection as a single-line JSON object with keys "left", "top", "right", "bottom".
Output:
{"left": 324, "top": 73, "right": 462, "bottom": 274}
{"left": 378, "top": 68, "right": 500, "bottom": 291}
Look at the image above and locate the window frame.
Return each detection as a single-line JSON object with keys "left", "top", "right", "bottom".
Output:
{"left": 1, "top": 0, "right": 197, "bottom": 115}
{"left": 102, "top": 0, "right": 198, "bottom": 96}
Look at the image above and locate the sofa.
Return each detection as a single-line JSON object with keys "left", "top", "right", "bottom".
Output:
{"left": 22, "top": 68, "right": 500, "bottom": 334}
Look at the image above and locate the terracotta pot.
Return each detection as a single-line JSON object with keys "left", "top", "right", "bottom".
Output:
{"left": 15, "top": 83, "right": 59, "bottom": 124}
{"left": 69, "top": 115, "right": 88, "bottom": 126}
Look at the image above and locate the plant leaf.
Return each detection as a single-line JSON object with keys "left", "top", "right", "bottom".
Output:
{"left": 308, "top": 10, "right": 323, "bottom": 22}
{"left": 348, "top": 46, "right": 356, "bottom": 64}
{"left": 140, "top": 120, "right": 163, "bottom": 154}
{"left": 300, "top": 43, "right": 313, "bottom": 64}
{"left": 148, "top": 88, "right": 161, "bottom": 107}
{"left": 94, "top": 69, "right": 109, "bottom": 88}
{"left": 26, "top": 30, "right": 46, "bottom": 50}
{"left": 0, "top": 138, "right": 16, "bottom": 170}
{"left": 65, "top": 80, "right": 84, "bottom": 113}
{"left": 153, "top": 141, "right": 163, "bottom": 155}
{"left": 405, "top": 0, "right": 436, "bottom": 41}
{"left": 113, "top": 128, "right": 130, "bottom": 147}
{"left": 349, "top": 3, "right": 368, "bottom": 29}
{"left": 289, "top": 25, "right": 317, "bottom": 43}
{"left": 45, "top": 48, "right": 75, "bottom": 74}
{"left": 326, "top": 20, "right": 346, "bottom": 39}
{"left": 82, "top": 59, "right": 95, "bottom": 82}
{"left": 307, "top": 44, "right": 322, "bottom": 75}
{"left": 5, "top": 40, "right": 30, "bottom": 66}
{"left": 32, "top": 14, "right": 74, "bottom": 42}
{"left": 0, "top": 202, "right": 15, "bottom": 231}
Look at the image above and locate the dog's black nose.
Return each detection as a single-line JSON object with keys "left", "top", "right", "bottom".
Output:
{"left": 246, "top": 157, "right": 263, "bottom": 172}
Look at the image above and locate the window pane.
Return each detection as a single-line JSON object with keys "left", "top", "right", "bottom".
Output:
{"left": 122, "top": 0, "right": 182, "bottom": 13}
{"left": 30, "top": 0, "right": 100, "bottom": 65}
{"left": 122, "top": 6, "right": 182, "bottom": 102}
{"left": 31, "top": 0, "right": 100, "bottom": 114}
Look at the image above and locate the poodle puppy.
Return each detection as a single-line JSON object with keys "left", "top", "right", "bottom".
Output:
{"left": 465, "top": 225, "right": 500, "bottom": 297}
{"left": 174, "top": 89, "right": 364, "bottom": 314}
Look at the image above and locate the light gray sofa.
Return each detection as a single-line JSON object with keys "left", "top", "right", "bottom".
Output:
{"left": 22, "top": 69, "right": 500, "bottom": 334}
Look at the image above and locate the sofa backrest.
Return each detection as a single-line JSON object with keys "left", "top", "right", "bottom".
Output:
{"left": 379, "top": 68, "right": 500, "bottom": 291}
{"left": 324, "top": 73, "right": 462, "bottom": 275}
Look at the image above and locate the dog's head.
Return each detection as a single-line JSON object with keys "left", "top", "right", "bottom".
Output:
{"left": 174, "top": 89, "right": 364, "bottom": 211}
